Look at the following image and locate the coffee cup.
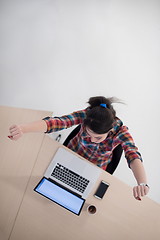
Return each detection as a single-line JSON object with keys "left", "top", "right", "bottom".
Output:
{"left": 87, "top": 205, "right": 97, "bottom": 214}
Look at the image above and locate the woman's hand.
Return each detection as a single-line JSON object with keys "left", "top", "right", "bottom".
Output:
{"left": 8, "top": 120, "right": 48, "bottom": 140}
{"left": 8, "top": 124, "right": 24, "bottom": 140}
{"left": 133, "top": 184, "right": 149, "bottom": 201}
{"left": 130, "top": 159, "right": 149, "bottom": 201}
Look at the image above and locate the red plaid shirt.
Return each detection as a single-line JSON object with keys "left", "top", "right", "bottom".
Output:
{"left": 43, "top": 109, "right": 142, "bottom": 170}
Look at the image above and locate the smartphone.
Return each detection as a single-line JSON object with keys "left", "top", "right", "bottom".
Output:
{"left": 94, "top": 181, "right": 109, "bottom": 199}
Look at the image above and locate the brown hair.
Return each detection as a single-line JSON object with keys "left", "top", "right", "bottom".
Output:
{"left": 84, "top": 96, "right": 119, "bottom": 134}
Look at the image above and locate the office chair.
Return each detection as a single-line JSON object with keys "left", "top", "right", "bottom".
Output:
{"left": 63, "top": 125, "right": 123, "bottom": 175}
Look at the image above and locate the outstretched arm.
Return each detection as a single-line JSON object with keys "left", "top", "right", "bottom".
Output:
{"left": 8, "top": 109, "right": 86, "bottom": 140}
{"left": 9, "top": 120, "right": 47, "bottom": 140}
{"left": 130, "top": 159, "right": 149, "bottom": 200}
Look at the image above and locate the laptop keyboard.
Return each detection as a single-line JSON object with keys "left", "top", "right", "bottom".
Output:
{"left": 51, "top": 163, "right": 90, "bottom": 193}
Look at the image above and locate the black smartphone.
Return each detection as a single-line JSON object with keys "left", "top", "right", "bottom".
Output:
{"left": 94, "top": 181, "right": 109, "bottom": 199}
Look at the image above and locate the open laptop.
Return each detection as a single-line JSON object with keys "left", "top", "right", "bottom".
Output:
{"left": 34, "top": 147, "right": 101, "bottom": 215}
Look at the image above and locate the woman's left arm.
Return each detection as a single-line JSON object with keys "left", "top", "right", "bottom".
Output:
{"left": 130, "top": 159, "right": 149, "bottom": 200}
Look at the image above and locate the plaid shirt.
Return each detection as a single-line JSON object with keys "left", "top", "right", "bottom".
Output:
{"left": 43, "top": 109, "right": 142, "bottom": 170}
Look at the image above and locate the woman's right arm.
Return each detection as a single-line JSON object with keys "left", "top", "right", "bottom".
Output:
{"left": 8, "top": 109, "right": 87, "bottom": 140}
{"left": 9, "top": 120, "right": 47, "bottom": 140}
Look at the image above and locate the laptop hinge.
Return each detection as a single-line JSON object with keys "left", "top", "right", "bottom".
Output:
{"left": 48, "top": 178, "right": 82, "bottom": 198}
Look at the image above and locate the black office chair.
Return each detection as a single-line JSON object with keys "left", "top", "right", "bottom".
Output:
{"left": 63, "top": 125, "right": 123, "bottom": 175}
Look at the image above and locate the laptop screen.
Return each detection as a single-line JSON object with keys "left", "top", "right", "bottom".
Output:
{"left": 34, "top": 177, "right": 85, "bottom": 216}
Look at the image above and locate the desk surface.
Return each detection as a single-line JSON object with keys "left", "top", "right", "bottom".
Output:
{"left": 0, "top": 106, "right": 52, "bottom": 240}
{"left": 1, "top": 106, "right": 160, "bottom": 240}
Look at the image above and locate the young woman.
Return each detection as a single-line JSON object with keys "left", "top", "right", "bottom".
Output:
{"left": 8, "top": 96, "right": 149, "bottom": 200}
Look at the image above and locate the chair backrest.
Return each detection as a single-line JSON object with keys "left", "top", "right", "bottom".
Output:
{"left": 63, "top": 125, "right": 81, "bottom": 146}
{"left": 106, "top": 144, "right": 123, "bottom": 174}
{"left": 63, "top": 124, "right": 123, "bottom": 174}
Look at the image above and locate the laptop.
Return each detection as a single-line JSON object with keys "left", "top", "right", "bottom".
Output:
{"left": 34, "top": 147, "right": 101, "bottom": 215}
